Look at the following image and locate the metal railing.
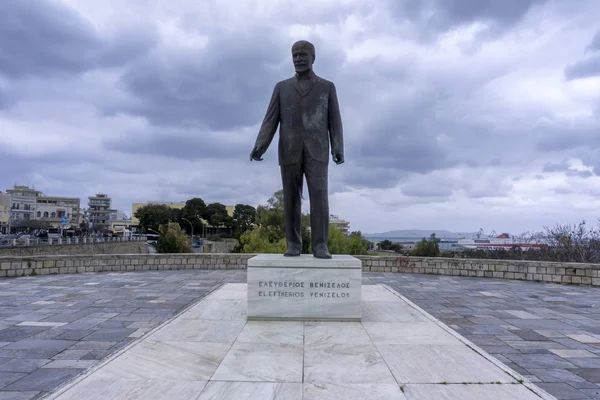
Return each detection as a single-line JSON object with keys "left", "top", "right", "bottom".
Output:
{"left": 0, "top": 236, "right": 146, "bottom": 248}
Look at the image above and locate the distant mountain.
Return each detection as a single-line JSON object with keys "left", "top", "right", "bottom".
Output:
{"left": 365, "top": 229, "right": 479, "bottom": 238}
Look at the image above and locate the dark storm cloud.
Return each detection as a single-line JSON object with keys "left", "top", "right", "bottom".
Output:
{"left": 401, "top": 180, "right": 454, "bottom": 198}
{"left": 564, "top": 54, "right": 600, "bottom": 80}
{"left": 467, "top": 183, "right": 512, "bottom": 198}
{"left": 341, "top": 167, "right": 407, "bottom": 189}
{"left": 578, "top": 152, "right": 600, "bottom": 176}
{"left": 102, "top": 128, "right": 249, "bottom": 161}
{"left": 0, "top": 87, "right": 13, "bottom": 110}
{"left": 588, "top": 31, "right": 600, "bottom": 52}
{"left": 388, "top": 0, "right": 546, "bottom": 39}
{"left": 116, "top": 30, "right": 294, "bottom": 131}
{"left": 355, "top": 94, "right": 452, "bottom": 175}
{"left": 555, "top": 187, "right": 573, "bottom": 195}
{"left": 537, "top": 134, "right": 577, "bottom": 152}
{"left": 0, "top": 147, "right": 95, "bottom": 192}
{"left": 543, "top": 160, "right": 570, "bottom": 172}
{"left": 0, "top": 1, "right": 98, "bottom": 78}
{"left": 566, "top": 169, "right": 594, "bottom": 178}
{"left": 542, "top": 161, "right": 594, "bottom": 178}
{"left": 536, "top": 119, "right": 600, "bottom": 152}
{"left": 0, "top": 149, "right": 36, "bottom": 190}
{"left": 564, "top": 30, "right": 600, "bottom": 80}
{"left": 0, "top": 1, "right": 156, "bottom": 80}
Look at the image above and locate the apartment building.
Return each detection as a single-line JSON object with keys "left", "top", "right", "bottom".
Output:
{"left": 6, "top": 185, "right": 41, "bottom": 226}
{"left": 36, "top": 196, "right": 81, "bottom": 227}
{"left": 0, "top": 193, "right": 10, "bottom": 234}
{"left": 88, "top": 193, "right": 113, "bottom": 228}
{"left": 330, "top": 214, "right": 351, "bottom": 235}
{"left": 110, "top": 209, "right": 129, "bottom": 222}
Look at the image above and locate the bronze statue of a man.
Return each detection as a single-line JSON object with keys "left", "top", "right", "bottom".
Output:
{"left": 250, "top": 40, "right": 344, "bottom": 259}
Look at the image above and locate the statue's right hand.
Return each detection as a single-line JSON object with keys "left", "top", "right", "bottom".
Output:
{"left": 250, "top": 146, "right": 264, "bottom": 161}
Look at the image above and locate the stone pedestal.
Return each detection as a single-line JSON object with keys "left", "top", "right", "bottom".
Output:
{"left": 246, "top": 254, "right": 362, "bottom": 321}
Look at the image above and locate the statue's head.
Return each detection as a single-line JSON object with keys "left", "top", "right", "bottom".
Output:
{"left": 291, "top": 40, "right": 315, "bottom": 73}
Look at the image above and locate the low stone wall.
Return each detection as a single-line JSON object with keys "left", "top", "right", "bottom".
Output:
{"left": 0, "top": 254, "right": 251, "bottom": 277}
{"left": 201, "top": 240, "right": 238, "bottom": 253}
{"left": 1, "top": 253, "right": 599, "bottom": 287}
{"left": 356, "top": 256, "right": 600, "bottom": 286}
{"left": 0, "top": 240, "right": 148, "bottom": 257}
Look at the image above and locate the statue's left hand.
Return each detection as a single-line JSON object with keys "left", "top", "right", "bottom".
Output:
{"left": 250, "top": 146, "right": 264, "bottom": 161}
{"left": 332, "top": 151, "right": 344, "bottom": 165}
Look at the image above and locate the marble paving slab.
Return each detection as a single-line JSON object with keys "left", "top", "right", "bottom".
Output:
{"left": 46, "top": 283, "right": 556, "bottom": 400}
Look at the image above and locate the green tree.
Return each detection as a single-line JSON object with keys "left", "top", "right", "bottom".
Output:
{"left": 379, "top": 239, "right": 403, "bottom": 253}
{"left": 239, "top": 226, "right": 287, "bottom": 253}
{"left": 328, "top": 225, "right": 349, "bottom": 254}
{"left": 301, "top": 213, "right": 312, "bottom": 254}
{"left": 240, "top": 190, "right": 312, "bottom": 253}
{"left": 156, "top": 222, "right": 193, "bottom": 253}
{"left": 135, "top": 204, "right": 177, "bottom": 233}
{"left": 206, "top": 202, "right": 233, "bottom": 228}
{"left": 233, "top": 204, "right": 257, "bottom": 238}
{"left": 238, "top": 190, "right": 367, "bottom": 255}
{"left": 347, "top": 231, "right": 370, "bottom": 255}
{"left": 411, "top": 233, "right": 440, "bottom": 257}
{"left": 181, "top": 198, "right": 207, "bottom": 235}
{"left": 380, "top": 239, "right": 393, "bottom": 249}
{"left": 255, "top": 190, "right": 285, "bottom": 240}
{"left": 328, "top": 228, "right": 370, "bottom": 255}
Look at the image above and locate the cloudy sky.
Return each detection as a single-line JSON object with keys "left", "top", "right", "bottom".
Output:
{"left": 2, "top": 0, "right": 600, "bottom": 235}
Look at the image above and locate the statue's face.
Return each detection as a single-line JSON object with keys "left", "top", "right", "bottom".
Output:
{"left": 292, "top": 46, "right": 313, "bottom": 73}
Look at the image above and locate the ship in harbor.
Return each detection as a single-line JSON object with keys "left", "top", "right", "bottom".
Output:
{"left": 365, "top": 229, "right": 550, "bottom": 252}
{"left": 455, "top": 230, "right": 547, "bottom": 250}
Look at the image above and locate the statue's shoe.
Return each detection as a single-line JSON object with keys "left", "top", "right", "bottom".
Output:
{"left": 313, "top": 251, "right": 332, "bottom": 259}
{"left": 284, "top": 250, "right": 301, "bottom": 257}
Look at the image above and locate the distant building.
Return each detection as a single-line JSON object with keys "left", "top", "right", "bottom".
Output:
{"left": 88, "top": 193, "right": 113, "bottom": 228}
{"left": 0, "top": 192, "right": 10, "bottom": 234}
{"left": 330, "top": 214, "right": 350, "bottom": 235}
{"left": 35, "top": 196, "right": 81, "bottom": 228}
{"left": 6, "top": 185, "right": 41, "bottom": 227}
{"left": 110, "top": 209, "right": 129, "bottom": 222}
{"left": 109, "top": 209, "right": 131, "bottom": 233}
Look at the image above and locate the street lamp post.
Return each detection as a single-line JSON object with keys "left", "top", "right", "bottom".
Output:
{"left": 194, "top": 214, "right": 205, "bottom": 239}
{"left": 182, "top": 217, "right": 194, "bottom": 242}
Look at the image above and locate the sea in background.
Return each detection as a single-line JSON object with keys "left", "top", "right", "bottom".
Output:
{"left": 366, "top": 236, "right": 466, "bottom": 252}
{"left": 366, "top": 236, "right": 464, "bottom": 243}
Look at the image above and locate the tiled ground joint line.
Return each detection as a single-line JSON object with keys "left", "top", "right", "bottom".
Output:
{"left": 380, "top": 283, "right": 557, "bottom": 400}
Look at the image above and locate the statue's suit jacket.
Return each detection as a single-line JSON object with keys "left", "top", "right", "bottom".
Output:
{"left": 254, "top": 71, "right": 344, "bottom": 166}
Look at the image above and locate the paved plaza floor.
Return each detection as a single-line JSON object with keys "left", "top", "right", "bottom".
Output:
{"left": 0, "top": 270, "right": 598, "bottom": 399}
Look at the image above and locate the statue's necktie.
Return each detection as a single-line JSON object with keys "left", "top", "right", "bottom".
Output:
{"left": 299, "top": 80, "right": 309, "bottom": 96}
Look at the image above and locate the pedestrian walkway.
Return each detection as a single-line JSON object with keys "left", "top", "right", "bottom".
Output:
{"left": 372, "top": 273, "right": 600, "bottom": 399}
{"left": 2, "top": 271, "right": 600, "bottom": 399}
{"left": 0, "top": 270, "right": 245, "bottom": 399}
{"left": 45, "top": 283, "right": 553, "bottom": 399}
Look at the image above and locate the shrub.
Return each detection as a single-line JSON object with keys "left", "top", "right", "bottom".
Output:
{"left": 156, "top": 223, "right": 193, "bottom": 253}
{"left": 411, "top": 234, "right": 440, "bottom": 257}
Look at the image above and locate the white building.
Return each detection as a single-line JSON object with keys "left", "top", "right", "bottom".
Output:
{"left": 35, "top": 196, "right": 81, "bottom": 227}
{"left": 6, "top": 185, "right": 40, "bottom": 227}
{"left": 88, "top": 193, "right": 113, "bottom": 228}
{"left": 330, "top": 214, "right": 350, "bottom": 235}
{"left": 0, "top": 192, "right": 10, "bottom": 234}
{"left": 110, "top": 209, "right": 129, "bottom": 222}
